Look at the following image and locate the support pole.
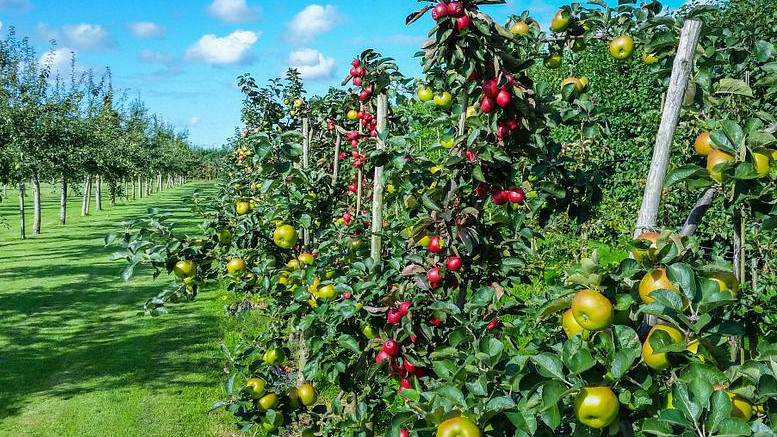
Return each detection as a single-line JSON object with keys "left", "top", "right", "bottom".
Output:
{"left": 370, "top": 93, "right": 388, "bottom": 262}
{"left": 634, "top": 20, "right": 702, "bottom": 237}
{"left": 333, "top": 131, "right": 341, "bottom": 187}
{"left": 302, "top": 118, "right": 311, "bottom": 247}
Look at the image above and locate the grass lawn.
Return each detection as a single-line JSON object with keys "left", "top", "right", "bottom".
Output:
{"left": 0, "top": 182, "right": 238, "bottom": 437}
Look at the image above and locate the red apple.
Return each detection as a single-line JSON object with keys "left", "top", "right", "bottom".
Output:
{"left": 505, "top": 118, "right": 518, "bottom": 131}
{"left": 376, "top": 350, "right": 391, "bottom": 364}
{"left": 475, "top": 183, "right": 490, "bottom": 198}
{"left": 352, "top": 59, "right": 360, "bottom": 68}
{"left": 496, "top": 89, "right": 512, "bottom": 107}
{"left": 428, "top": 236, "right": 444, "bottom": 253}
{"left": 430, "top": 318, "right": 442, "bottom": 326}
{"left": 456, "top": 15, "right": 471, "bottom": 29}
{"left": 400, "top": 429, "right": 410, "bottom": 437}
{"left": 427, "top": 267, "right": 443, "bottom": 283}
{"left": 447, "top": 1, "right": 464, "bottom": 16}
{"left": 387, "top": 309, "right": 403, "bottom": 324}
{"left": 433, "top": 2, "right": 448, "bottom": 19}
{"left": 482, "top": 79, "right": 499, "bottom": 97}
{"left": 353, "top": 77, "right": 362, "bottom": 86}
{"left": 508, "top": 187, "right": 525, "bottom": 204}
{"left": 486, "top": 317, "right": 499, "bottom": 331}
{"left": 481, "top": 96, "right": 496, "bottom": 113}
{"left": 399, "top": 301, "right": 412, "bottom": 315}
{"left": 349, "top": 184, "right": 358, "bottom": 193}
{"left": 491, "top": 189, "right": 508, "bottom": 205}
{"left": 382, "top": 339, "right": 400, "bottom": 356}
{"left": 447, "top": 256, "right": 462, "bottom": 271}
{"left": 398, "top": 379, "right": 412, "bottom": 392}
{"left": 343, "top": 212, "right": 352, "bottom": 225}
{"left": 497, "top": 124, "right": 510, "bottom": 140}
{"left": 465, "top": 149, "right": 477, "bottom": 161}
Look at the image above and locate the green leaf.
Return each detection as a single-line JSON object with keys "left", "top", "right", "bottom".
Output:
{"left": 715, "top": 418, "right": 752, "bottom": 436}
{"left": 641, "top": 418, "right": 675, "bottom": 436}
{"left": 665, "top": 165, "right": 707, "bottom": 187}
{"left": 667, "top": 263, "right": 697, "bottom": 301}
{"left": 706, "top": 389, "right": 732, "bottom": 433}
{"left": 531, "top": 353, "right": 566, "bottom": 380}
{"left": 714, "top": 78, "right": 754, "bottom": 97}
{"left": 438, "top": 384, "right": 466, "bottom": 406}
{"left": 338, "top": 335, "right": 360, "bottom": 354}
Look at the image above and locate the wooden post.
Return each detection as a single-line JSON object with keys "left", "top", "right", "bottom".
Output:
{"left": 680, "top": 188, "right": 716, "bottom": 237}
{"left": 634, "top": 19, "right": 702, "bottom": 237}
{"left": 302, "top": 118, "right": 311, "bottom": 247}
{"left": 455, "top": 97, "right": 469, "bottom": 309}
{"left": 333, "top": 131, "right": 341, "bottom": 187}
{"left": 302, "top": 118, "right": 310, "bottom": 168}
{"left": 370, "top": 93, "right": 388, "bottom": 262}
{"left": 733, "top": 72, "right": 751, "bottom": 282}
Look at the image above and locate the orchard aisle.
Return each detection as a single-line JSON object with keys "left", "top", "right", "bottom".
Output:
{"left": 0, "top": 182, "right": 236, "bottom": 437}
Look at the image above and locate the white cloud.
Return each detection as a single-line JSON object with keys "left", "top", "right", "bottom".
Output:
{"left": 39, "top": 47, "right": 78, "bottom": 79}
{"left": 0, "top": 0, "right": 30, "bottom": 11}
{"left": 139, "top": 49, "right": 174, "bottom": 64}
{"left": 62, "top": 23, "right": 113, "bottom": 51}
{"left": 286, "top": 4, "right": 343, "bottom": 45}
{"left": 207, "top": 0, "right": 260, "bottom": 23}
{"left": 188, "top": 116, "right": 201, "bottom": 126}
{"left": 35, "top": 22, "right": 59, "bottom": 41}
{"left": 185, "top": 30, "right": 259, "bottom": 65}
{"left": 287, "top": 48, "right": 336, "bottom": 81}
{"left": 129, "top": 21, "right": 166, "bottom": 39}
{"left": 37, "top": 23, "right": 113, "bottom": 51}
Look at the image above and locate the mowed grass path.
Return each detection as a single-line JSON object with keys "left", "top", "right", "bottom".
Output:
{"left": 0, "top": 182, "right": 236, "bottom": 437}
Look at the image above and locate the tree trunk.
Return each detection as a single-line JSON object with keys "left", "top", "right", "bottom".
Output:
{"left": 138, "top": 175, "right": 143, "bottom": 199}
{"left": 31, "top": 176, "right": 41, "bottom": 235}
{"left": 18, "top": 182, "right": 26, "bottom": 240}
{"left": 132, "top": 177, "right": 136, "bottom": 200}
{"left": 634, "top": 19, "right": 703, "bottom": 236}
{"left": 60, "top": 177, "right": 68, "bottom": 225}
{"left": 110, "top": 181, "right": 116, "bottom": 207}
{"left": 95, "top": 174, "right": 103, "bottom": 211}
{"left": 82, "top": 175, "right": 91, "bottom": 216}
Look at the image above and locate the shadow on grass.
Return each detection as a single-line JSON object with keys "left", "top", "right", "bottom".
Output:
{"left": 0, "top": 184, "right": 223, "bottom": 421}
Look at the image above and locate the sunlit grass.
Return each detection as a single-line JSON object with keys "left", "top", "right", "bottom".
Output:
{"left": 0, "top": 182, "right": 238, "bottom": 437}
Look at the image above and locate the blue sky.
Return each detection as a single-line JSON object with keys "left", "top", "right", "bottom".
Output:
{"left": 0, "top": 0, "right": 684, "bottom": 148}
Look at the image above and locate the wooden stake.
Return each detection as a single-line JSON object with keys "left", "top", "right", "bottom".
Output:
{"left": 634, "top": 20, "right": 702, "bottom": 236}
{"left": 333, "top": 131, "right": 341, "bottom": 187}
{"left": 302, "top": 118, "right": 311, "bottom": 247}
{"left": 370, "top": 93, "right": 388, "bottom": 262}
